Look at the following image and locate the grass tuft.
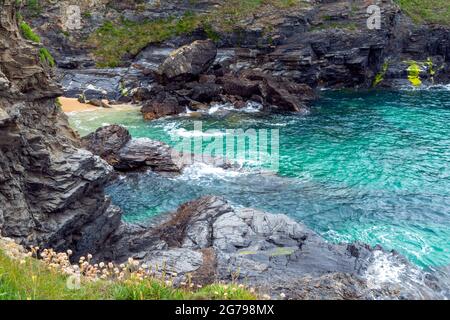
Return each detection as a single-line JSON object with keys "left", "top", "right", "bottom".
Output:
{"left": 19, "top": 20, "right": 41, "bottom": 42}
{"left": 39, "top": 47, "right": 55, "bottom": 67}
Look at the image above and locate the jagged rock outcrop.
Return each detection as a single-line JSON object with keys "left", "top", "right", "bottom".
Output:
{"left": 100, "top": 195, "right": 446, "bottom": 299}
{"left": 81, "top": 125, "right": 184, "bottom": 173}
{"left": 0, "top": 0, "right": 121, "bottom": 257}
{"left": 80, "top": 125, "right": 131, "bottom": 164}
{"left": 221, "top": 0, "right": 450, "bottom": 88}
{"left": 219, "top": 69, "right": 317, "bottom": 113}
{"left": 139, "top": 42, "right": 317, "bottom": 119}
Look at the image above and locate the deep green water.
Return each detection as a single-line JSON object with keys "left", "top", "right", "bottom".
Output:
{"left": 68, "top": 90, "right": 450, "bottom": 269}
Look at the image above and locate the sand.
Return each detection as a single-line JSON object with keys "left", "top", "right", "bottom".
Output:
{"left": 59, "top": 97, "right": 140, "bottom": 113}
{"left": 59, "top": 97, "right": 97, "bottom": 113}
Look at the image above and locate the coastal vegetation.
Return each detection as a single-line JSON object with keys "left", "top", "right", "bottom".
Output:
{"left": 395, "top": 0, "right": 450, "bottom": 25}
{"left": 39, "top": 47, "right": 56, "bottom": 67}
{"left": 0, "top": 241, "right": 257, "bottom": 300}
{"left": 19, "top": 20, "right": 41, "bottom": 43}
{"left": 405, "top": 60, "right": 422, "bottom": 86}
{"left": 88, "top": 13, "right": 202, "bottom": 68}
{"left": 18, "top": 19, "right": 55, "bottom": 67}
{"left": 373, "top": 60, "right": 390, "bottom": 87}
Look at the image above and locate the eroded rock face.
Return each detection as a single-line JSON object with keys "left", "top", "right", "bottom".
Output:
{"left": 138, "top": 42, "right": 317, "bottom": 120}
{"left": 21, "top": 0, "right": 450, "bottom": 95}
{"left": 81, "top": 125, "right": 184, "bottom": 173}
{"left": 0, "top": 1, "right": 121, "bottom": 257}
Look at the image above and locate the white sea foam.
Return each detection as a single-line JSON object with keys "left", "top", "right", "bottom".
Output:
{"left": 363, "top": 250, "right": 449, "bottom": 299}
{"left": 207, "top": 103, "right": 236, "bottom": 114}
{"left": 177, "top": 162, "right": 245, "bottom": 181}
{"left": 207, "top": 101, "right": 263, "bottom": 115}
{"left": 398, "top": 83, "right": 450, "bottom": 91}
{"left": 170, "top": 128, "right": 226, "bottom": 138}
{"left": 365, "top": 250, "right": 407, "bottom": 289}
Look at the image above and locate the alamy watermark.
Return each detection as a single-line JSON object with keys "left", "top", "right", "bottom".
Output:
{"left": 171, "top": 121, "right": 280, "bottom": 172}
{"left": 66, "top": 274, "right": 81, "bottom": 290}
{"left": 62, "top": 5, "right": 82, "bottom": 30}
{"left": 367, "top": 5, "right": 382, "bottom": 30}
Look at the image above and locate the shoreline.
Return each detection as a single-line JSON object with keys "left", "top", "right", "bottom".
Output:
{"left": 59, "top": 97, "right": 97, "bottom": 113}
{"left": 59, "top": 97, "right": 140, "bottom": 114}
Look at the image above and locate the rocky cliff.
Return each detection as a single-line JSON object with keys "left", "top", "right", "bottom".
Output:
{"left": 0, "top": 0, "right": 121, "bottom": 257}
{"left": 21, "top": 0, "right": 450, "bottom": 100}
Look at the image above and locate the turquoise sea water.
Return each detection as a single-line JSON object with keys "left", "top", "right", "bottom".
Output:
{"left": 68, "top": 90, "right": 450, "bottom": 269}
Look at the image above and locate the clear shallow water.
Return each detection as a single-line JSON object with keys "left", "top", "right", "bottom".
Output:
{"left": 68, "top": 90, "right": 450, "bottom": 269}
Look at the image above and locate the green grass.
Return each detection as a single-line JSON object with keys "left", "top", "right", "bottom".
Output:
{"left": 88, "top": 13, "right": 203, "bottom": 68}
{"left": 0, "top": 250, "right": 256, "bottom": 300}
{"left": 395, "top": 0, "right": 450, "bottom": 25}
{"left": 19, "top": 20, "right": 41, "bottom": 42}
{"left": 39, "top": 47, "right": 55, "bottom": 67}
{"left": 204, "top": 0, "right": 305, "bottom": 32}
{"left": 373, "top": 60, "right": 390, "bottom": 87}
{"left": 18, "top": 20, "right": 56, "bottom": 67}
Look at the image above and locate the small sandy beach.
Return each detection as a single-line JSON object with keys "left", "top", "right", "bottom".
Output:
{"left": 59, "top": 97, "right": 139, "bottom": 114}
{"left": 59, "top": 97, "right": 97, "bottom": 113}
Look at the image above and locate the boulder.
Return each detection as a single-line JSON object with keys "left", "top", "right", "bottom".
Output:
{"left": 116, "top": 138, "right": 183, "bottom": 173}
{"left": 187, "top": 82, "right": 222, "bottom": 103}
{"left": 140, "top": 91, "right": 185, "bottom": 121}
{"left": 88, "top": 99, "right": 111, "bottom": 108}
{"left": 219, "top": 74, "right": 260, "bottom": 98}
{"left": 81, "top": 125, "right": 131, "bottom": 166}
{"left": 261, "top": 78, "right": 308, "bottom": 112}
{"left": 157, "top": 40, "right": 217, "bottom": 82}
{"left": 220, "top": 70, "right": 316, "bottom": 112}
{"left": 132, "top": 87, "right": 153, "bottom": 103}
{"left": 82, "top": 125, "right": 183, "bottom": 173}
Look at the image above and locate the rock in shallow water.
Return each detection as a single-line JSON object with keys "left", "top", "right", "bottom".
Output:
{"left": 140, "top": 88, "right": 186, "bottom": 120}
{"left": 81, "top": 125, "right": 184, "bottom": 173}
